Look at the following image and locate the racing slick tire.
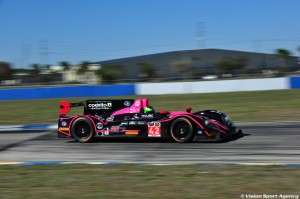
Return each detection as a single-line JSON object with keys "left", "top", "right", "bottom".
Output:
{"left": 71, "top": 117, "right": 95, "bottom": 143}
{"left": 170, "top": 117, "right": 194, "bottom": 143}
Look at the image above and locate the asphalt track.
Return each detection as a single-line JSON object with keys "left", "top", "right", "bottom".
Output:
{"left": 0, "top": 122, "right": 299, "bottom": 165}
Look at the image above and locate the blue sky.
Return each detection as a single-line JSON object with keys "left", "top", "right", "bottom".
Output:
{"left": 1, "top": 0, "right": 300, "bottom": 68}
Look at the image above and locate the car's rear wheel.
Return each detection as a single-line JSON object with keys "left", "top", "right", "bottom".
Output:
{"left": 170, "top": 118, "right": 194, "bottom": 143}
{"left": 71, "top": 117, "right": 95, "bottom": 143}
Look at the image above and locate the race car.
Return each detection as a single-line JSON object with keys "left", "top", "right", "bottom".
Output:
{"left": 58, "top": 98, "right": 242, "bottom": 143}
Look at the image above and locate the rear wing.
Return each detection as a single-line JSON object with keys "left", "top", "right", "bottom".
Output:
{"left": 59, "top": 101, "right": 84, "bottom": 115}
{"left": 59, "top": 99, "right": 134, "bottom": 116}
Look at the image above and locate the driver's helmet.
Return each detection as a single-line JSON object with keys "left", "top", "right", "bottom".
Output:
{"left": 143, "top": 106, "right": 154, "bottom": 114}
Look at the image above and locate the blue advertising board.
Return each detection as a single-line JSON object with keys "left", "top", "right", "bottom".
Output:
{"left": 0, "top": 84, "right": 135, "bottom": 100}
{"left": 290, "top": 77, "right": 300, "bottom": 89}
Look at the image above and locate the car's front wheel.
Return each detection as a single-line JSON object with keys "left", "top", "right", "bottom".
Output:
{"left": 71, "top": 117, "right": 95, "bottom": 143}
{"left": 170, "top": 118, "right": 194, "bottom": 143}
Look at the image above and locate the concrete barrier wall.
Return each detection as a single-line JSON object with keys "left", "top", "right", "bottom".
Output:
{"left": 0, "top": 84, "right": 135, "bottom": 100}
{"left": 136, "top": 77, "right": 289, "bottom": 95}
{"left": 0, "top": 77, "right": 299, "bottom": 100}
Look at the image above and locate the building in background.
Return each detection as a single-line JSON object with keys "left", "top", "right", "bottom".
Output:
{"left": 94, "top": 49, "right": 299, "bottom": 81}
{"left": 63, "top": 64, "right": 101, "bottom": 84}
{"left": 11, "top": 64, "right": 101, "bottom": 85}
{"left": 5, "top": 49, "right": 300, "bottom": 85}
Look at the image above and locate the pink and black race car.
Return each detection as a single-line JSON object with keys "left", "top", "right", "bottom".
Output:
{"left": 58, "top": 98, "right": 242, "bottom": 143}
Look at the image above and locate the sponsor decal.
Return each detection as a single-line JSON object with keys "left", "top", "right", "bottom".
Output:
{"left": 134, "top": 101, "right": 140, "bottom": 107}
{"left": 119, "top": 126, "right": 126, "bottom": 131}
{"left": 129, "top": 121, "right": 137, "bottom": 125}
{"left": 124, "top": 101, "right": 131, "bottom": 107}
{"left": 106, "top": 117, "right": 114, "bottom": 122}
{"left": 121, "top": 121, "right": 128, "bottom": 125}
{"left": 154, "top": 122, "right": 160, "bottom": 126}
{"left": 104, "top": 128, "right": 109, "bottom": 136}
{"left": 88, "top": 102, "right": 112, "bottom": 110}
{"left": 96, "top": 122, "right": 103, "bottom": 129}
{"left": 148, "top": 122, "right": 161, "bottom": 137}
{"left": 61, "top": 121, "right": 67, "bottom": 127}
{"left": 141, "top": 114, "right": 154, "bottom": 118}
{"left": 58, "top": 127, "right": 69, "bottom": 131}
{"left": 137, "top": 121, "right": 146, "bottom": 125}
{"left": 111, "top": 126, "right": 120, "bottom": 132}
{"left": 125, "top": 131, "right": 139, "bottom": 135}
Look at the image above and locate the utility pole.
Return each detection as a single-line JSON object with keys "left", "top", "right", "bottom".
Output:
{"left": 39, "top": 40, "right": 49, "bottom": 67}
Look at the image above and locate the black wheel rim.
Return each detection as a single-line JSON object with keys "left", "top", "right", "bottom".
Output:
{"left": 173, "top": 121, "right": 191, "bottom": 140}
{"left": 74, "top": 123, "right": 91, "bottom": 140}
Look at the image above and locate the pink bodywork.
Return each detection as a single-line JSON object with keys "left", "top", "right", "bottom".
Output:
{"left": 111, "top": 98, "right": 149, "bottom": 116}
{"left": 169, "top": 111, "right": 189, "bottom": 116}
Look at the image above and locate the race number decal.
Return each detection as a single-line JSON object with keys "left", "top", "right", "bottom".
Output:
{"left": 148, "top": 122, "right": 161, "bottom": 137}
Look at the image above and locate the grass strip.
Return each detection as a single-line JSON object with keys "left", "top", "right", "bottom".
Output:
{"left": 0, "top": 164, "right": 299, "bottom": 199}
{"left": 0, "top": 89, "right": 299, "bottom": 125}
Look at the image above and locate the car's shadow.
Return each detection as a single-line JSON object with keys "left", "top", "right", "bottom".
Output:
{"left": 66, "top": 132, "right": 250, "bottom": 144}
{"left": 67, "top": 137, "right": 173, "bottom": 143}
